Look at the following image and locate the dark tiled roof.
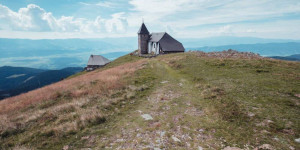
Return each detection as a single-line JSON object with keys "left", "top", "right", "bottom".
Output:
{"left": 87, "top": 55, "right": 110, "bottom": 66}
{"left": 137, "top": 23, "right": 149, "bottom": 34}
{"left": 150, "top": 33, "right": 185, "bottom": 52}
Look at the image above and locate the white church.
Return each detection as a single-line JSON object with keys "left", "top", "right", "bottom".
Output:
{"left": 138, "top": 23, "right": 185, "bottom": 55}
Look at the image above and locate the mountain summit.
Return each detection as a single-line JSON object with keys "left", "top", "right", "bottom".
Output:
{"left": 0, "top": 51, "right": 299, "bottom": 149}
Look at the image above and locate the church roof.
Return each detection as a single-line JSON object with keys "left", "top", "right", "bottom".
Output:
{"left": 137, "top": 23, "right": 149, "bottom": 34}
{"left": 149, "top": 32, "right": 166, "bottom": 42}
{"left": 150, "top": 32, "right": 185, "bottom": 52}
{"left": 87, "top": 55, "right": 110, "bottom": 66}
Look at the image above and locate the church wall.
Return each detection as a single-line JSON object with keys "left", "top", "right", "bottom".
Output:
{"left": 148, "top": 42, "right": 152, "bottom": 54}
{"left": 156, "top": 43, "right": 160, "bottom": 54}
{"left": 148, "top": 42, "right": 160, "bottom": 55}
{"left": 138, "top": 34, "right": 149, "bottom": 54}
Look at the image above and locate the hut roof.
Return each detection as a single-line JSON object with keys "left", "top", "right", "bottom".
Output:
{"left": 87, "top": 55, "right": 110, "bottom": 66}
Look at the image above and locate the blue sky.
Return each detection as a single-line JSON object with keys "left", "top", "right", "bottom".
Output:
{"left": 0, "top": 0, "right": 300, "bottom": 39}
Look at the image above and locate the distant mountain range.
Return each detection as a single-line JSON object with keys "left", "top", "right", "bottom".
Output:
{"left": 0, "top": 66, "right": 83, "bottom": 100}
{"left": 187, "top": 42, "right": 300, "bottom": 56}
{"left": 0, "top": 37, "right": 300, "bottom": 69}
{"left": 269, "top": 54, "right": 300, "bottom": 61}
{"left": 179, "top": 36, "right": 300, "bottom": 47}
{"left": 0, "top": 38, "right": 133, "bottom": 69}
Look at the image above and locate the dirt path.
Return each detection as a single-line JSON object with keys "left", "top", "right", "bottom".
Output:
{"left": 85, "top": 59, "right": 216, "bottom": 149}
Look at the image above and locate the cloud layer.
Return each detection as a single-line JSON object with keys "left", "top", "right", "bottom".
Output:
{"left": 128, "top": 0, "right": 300, "bottom": 38}
{"left": 0, "top": 0, "right": 300, "bottom": 39}
{"left": 0, "top": 4, "right": 128, "bottom": 33}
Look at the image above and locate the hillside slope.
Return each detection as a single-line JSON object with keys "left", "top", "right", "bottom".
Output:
{"left": 0, "top": 51, "right": 299, "bottom": 149}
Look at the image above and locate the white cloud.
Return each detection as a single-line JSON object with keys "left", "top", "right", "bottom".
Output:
{"left": 105, "top": 12, "right": 128, "bottom": 32}
{"left": 127, "top": 0, "right": 235, "bottom": 26}
{"left": 96, "top": 1, "right": 115, "bottom": 8}
{"left": 175, "top": 20, "right": 300, "bottom": 39}
{"left": 0, "top": 4, "right": 128, "bottom": 33}
{"left": 128, "top": 0, "right": 300, "bottom": 28}
{"left": 127, "top": 0, "right": 300, "bottom": 39}
{"left": 245, "top": 29, "right": 256, "bottom": 33}
{"left": 214, "top": 25, "right": 234, "bottom": 35}
{"left": 129, "top": 0, "right": 195, "bottom": 14}
{"left": 79, "top": 1, "right": 115, "bottom": 8}
{"left": 1, "top": 0, "right": 300, "bottom": 39}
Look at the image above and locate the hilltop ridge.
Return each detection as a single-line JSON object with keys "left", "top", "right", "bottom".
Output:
{"left": 0, "top": 51, "right": 299, "bottom": 149}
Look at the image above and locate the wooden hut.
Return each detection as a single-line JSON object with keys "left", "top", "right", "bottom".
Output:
{"left": 85, "top": 55, "right": 110, "bottom": 71}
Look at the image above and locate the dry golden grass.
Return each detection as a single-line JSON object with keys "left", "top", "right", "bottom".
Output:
{"left": 0, "top": 60, "right": 146, "bottom": 115}
{"left": 0, "top": 59, "right": 147, "bottom": 142}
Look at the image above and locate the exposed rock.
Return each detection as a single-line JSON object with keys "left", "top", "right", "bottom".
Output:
{"left": 12, "top": 146, "right": 33, "bottom": 150}
{"left": 173, "top": 115, "right": 182, "bottom": 123}
{"left": 160, "top": 131, "right": 165, "bottom": 137}
{"left": 171, "top": 135, "right": 181, "bottom": 142}
{"left": 192, "top": 49, "right": 263, "bottom": 59}
{"left": 116, "top": 139, "right": 124, "bottom": 142}
{"left": 289, "top": 146, "right": 295, "bottom": 150}
{"left": 81, "top": 135, "right": 97, "bottom": 147}
{"left": 184, "top": 107, "right": 203, "bottom": 116}
{"left": 141, "top": 114, "right": 153, "bottom": 120}
{"left": 63, "top": 145, "right": 69, "bottom": 150}
{"left": 283, "top": 128, "right": 295, "bottom": 135}
{"left": 295, "top": 138, "right": 300, "bottom": 143}
{"left": 150, "top": 122, "right": 161, "bottom": 128}
{"left": 223, "top": 146, "right": 242, "bottom": 150}
{"left": 198, "top": 146, "right": 204, "bottom": 150}
{"left": 256, "top": 120, "right": 274, "bottom": 127}
{"left": 261, "top": 130, "right": 270, "bottom": 134}
{"left": 161, "top": 81, "right": 169, "bottom": 84}
{"left": 254, "top": 144, "right": 274, "bottom": 150}
{"left": 248, "top": 112, "right": 255, "bottom": 117}
{"left": 81, "top": 136, "right": 89, "bottom": 140}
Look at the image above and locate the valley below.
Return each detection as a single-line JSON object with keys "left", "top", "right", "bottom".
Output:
{"left": 0, "top": 67, "right": 83, "bottom": 100}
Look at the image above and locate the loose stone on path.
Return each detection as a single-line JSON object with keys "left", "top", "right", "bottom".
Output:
{"left": 161, "top": 81, "right": 169, "bottom": 84}
{"left": 141, "top": 114, "right": 153, "bottom": 120}
{"left": 171, "top": 135, "right": 181, "bottom": 142}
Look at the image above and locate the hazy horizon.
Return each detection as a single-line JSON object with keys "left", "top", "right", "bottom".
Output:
{"left": 1, "top": 0, "right": 300, "bottom": 69}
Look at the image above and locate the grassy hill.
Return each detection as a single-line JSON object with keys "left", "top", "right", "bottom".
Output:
{"left": 0, "top": 51, "right": 299, "bottom": 149}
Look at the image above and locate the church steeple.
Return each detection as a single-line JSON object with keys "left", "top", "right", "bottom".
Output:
{"left": 138, "top": 23, "right": 149, "bottom": 34}
{"left": 138, "top": 22, "right": 150, "bottom": 54}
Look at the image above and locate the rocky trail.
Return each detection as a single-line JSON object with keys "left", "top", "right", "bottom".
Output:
{"left": 76, "top": 60, "right": 213, "bottom": 149}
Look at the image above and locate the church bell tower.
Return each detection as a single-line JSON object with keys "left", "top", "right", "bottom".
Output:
{"left": 138, "top": 22, "right": 150, "bottom": 54}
